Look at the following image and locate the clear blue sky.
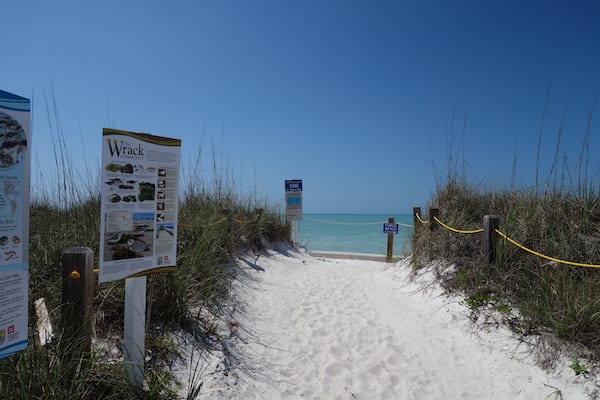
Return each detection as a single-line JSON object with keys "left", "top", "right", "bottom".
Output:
{"left": 4, "top": 1, "right": 600, "bottom": 214}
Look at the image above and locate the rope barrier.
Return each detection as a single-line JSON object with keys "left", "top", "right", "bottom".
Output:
{"left": 304, "top": 216, "right": 414, "bottom": 228}
{"left": 304, "top": 216, "right": 387, "bottom": 226}
{"left": 233, "top": 215, "right": 261, "bottom": 225}
{"left": 432, "top": 216, "right": 484, "bottom": 234}
{"left": 415, "top": 212, "right": 481, "bottom": 233}
{"left": 206, "top": 217, "right": 229, "bottom": 226}
{"left": 415, "top": 213, "right": 429, "bottom": 224}
{"left": 494, "top": 229, "right": 600, "bottom": 269}
{"left": 415, "top": 209, "right": 599, "bottom": 269}
{"left": 179, "top": 216, "right": 228, "bottom": 231}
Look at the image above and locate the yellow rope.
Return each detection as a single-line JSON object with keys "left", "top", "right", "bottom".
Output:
{"left": 178, "top": 217, "right": 228, "bottom": 230}
{"left": 494, "top": 229, "right": 600, "bottom": 269}
{"left": 207, "top": 217, "right": 228, "bottom": 226}
{"left": 415, "top": 213, "right": 430, "bottom": 224}
{"left": 233, "top": 215, "right": 261, "bottom": 224}
{"left": 304, "top": 216, "right": 387, "bottom": 226}
{"left": 432, "top": 216, "right": 484, "bottom": 234}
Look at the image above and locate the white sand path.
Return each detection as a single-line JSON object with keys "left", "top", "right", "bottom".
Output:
{"left": 185, "top": 248, "right": 594, "bottom": 399}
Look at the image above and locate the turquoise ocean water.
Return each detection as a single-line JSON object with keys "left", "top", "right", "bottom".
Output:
{"left": 296, "top": 214, "right": 414, "bottom": 256}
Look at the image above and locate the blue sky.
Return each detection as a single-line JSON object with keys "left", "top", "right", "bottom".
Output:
{"left": 4, "top": 1, "right": 600, "bottom": 213}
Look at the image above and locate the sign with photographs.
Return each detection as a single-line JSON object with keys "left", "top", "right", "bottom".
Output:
{"left": 0, "top": 90, "right": 31, "bottom": 359}
{"left": 99, "top": 128, "right": 181, "bottom": 283}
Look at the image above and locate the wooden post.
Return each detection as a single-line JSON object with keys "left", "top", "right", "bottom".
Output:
{"left": 386, "top": 217, "right": 395, "bottom": 262}
{"left": 61, "top": 247, "right": 94, "bottom": 360}
{"left": 413, "top": 206, "right": 421, "bottom": 228}
{"left": 483, "top": 215, "right": 500, "bottom": 265}
{"left": 429, "top": 208, "right": 439, "bottom": 231}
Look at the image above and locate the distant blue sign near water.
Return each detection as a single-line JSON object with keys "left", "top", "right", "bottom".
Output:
{"left": 383, "top": 223, "right": 399, "bottom": 234}
{"left": 297, "top": 214, "right": 413, "bottom": 256}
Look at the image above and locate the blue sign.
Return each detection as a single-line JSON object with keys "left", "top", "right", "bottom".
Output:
{"left": 285, "top": 179, "right": 302, "bottom": 192}
{"left": 383, "top": 223, "right": 399, "bottom": 234}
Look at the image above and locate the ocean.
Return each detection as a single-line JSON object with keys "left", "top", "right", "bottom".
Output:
{"left": 296, "top": 214, "right": 414, "bottom": 256}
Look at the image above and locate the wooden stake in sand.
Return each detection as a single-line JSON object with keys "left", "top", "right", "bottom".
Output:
{"left": 386, "top": 217, "right": 395, "bottom": 262}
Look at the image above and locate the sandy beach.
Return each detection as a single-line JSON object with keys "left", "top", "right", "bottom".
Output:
{"left": 174, "top": 247, "right": 595, "bottom": 399}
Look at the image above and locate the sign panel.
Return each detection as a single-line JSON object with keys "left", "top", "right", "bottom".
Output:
{"left": 383, "top": 223, "right": 399, "bottom": 234}
{"left": 99, "top": 128, "right": 181, "bottom": 283}
{"left": 0, "top": 90, "right": 31, "bottom": 359}
{"left": 285, "top": 179, "right": 303, "bottom": 192}
{"left": 285, "top": 179, "right": 303, "bottom": 220}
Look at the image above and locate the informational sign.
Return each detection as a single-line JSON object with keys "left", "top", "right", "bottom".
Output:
{"left": 285, "top": 179, "right": 303, "bottom": 220}
{"left": 0, "top": 90, "right": 31, "bottom": 359}
{"left": 383, "top": 223, "right": 399, "bottom": 234}
{"left": 99, "top": 128, "right": 181, "bottom": 283}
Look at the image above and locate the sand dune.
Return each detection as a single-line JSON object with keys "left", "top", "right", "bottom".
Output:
{"left": 175, "top": 248, "right": 594, "bottom": 399}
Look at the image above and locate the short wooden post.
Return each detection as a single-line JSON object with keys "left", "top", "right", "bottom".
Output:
{"left": 483, "top": 215, "right": 500, "bottom": 265}
{"left": 61, "top": 247, "right": 95, "bottom": 360}
{"left": 413, "top": 207, "right": 421, "bottom": 228}
{"left": 429, "top": 208, "right": 439, "bottom": 231}
{"left": 386, "top": 217, "right": 395, "bottom": 262}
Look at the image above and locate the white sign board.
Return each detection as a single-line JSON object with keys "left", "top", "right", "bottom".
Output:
{"left": 285, "top": 179, "right": 303, "bottom": 221}
{"left": 0, "top": 90, "right": 31, "bottom": 359}
{"left": 99, "top": 128, "right": 181, "bottom": 283}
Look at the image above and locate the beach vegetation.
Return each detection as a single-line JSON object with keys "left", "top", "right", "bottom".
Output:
{"left": 0, "top": 103, "right": 290, "bottom": 399}
{"left": 569, "top": 357, "right": 589, "bottom": 376}
{"left": 413, "top": 104, "right": 600, "bottom": 364}
{"left": 414, "top": 179, "right": 600, "bottom": 357}
{"left": 464, "top": 292, "right": 495, "bottom": 310}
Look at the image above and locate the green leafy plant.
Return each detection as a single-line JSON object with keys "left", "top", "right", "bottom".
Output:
{"left": 496, "top": 303, "right": 512, "bottom": 315}
{"left": 464, "top": 293, "right": 495, "bottom": 309}
{"left": 569, "top": 357, "right": 588, "bottom": 376}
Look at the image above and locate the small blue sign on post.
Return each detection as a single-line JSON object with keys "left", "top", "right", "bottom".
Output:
{"left": 285, "top": 180, "right": 303, "bottom": 192}
{"left": 383, "top": 223, "right": 399, "bottom": 234}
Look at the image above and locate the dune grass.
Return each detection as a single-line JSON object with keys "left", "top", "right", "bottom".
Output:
{"left": 413, "top": 97, "right": 600, "bottom": 362}
{"left": 0, "top": 144, "right": 290, "bottom": 398}
{"left": 413, "top": 180, "right": 600, "bottom": 361}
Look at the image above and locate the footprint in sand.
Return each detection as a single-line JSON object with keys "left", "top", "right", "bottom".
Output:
{"left": 312, "top": 327, "right": 329, "bottom": 338}
{"left": 324, "top": 361, "right": 345, "bottom": 377}
{"left": 329, "top": 345, "right": 346, "bottom": 359}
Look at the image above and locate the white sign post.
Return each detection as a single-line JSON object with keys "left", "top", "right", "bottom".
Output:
{"left": 285, "top": 180, "right": 303, "bottom": 244}
{"left": 99, "top": 128, "right": 181, "bottom": 387}
{"left": 0, "top": 90, "right": 31, "bottom": 360}
{"left": 124, "top": 276, "right": 146, "bottom": 388}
